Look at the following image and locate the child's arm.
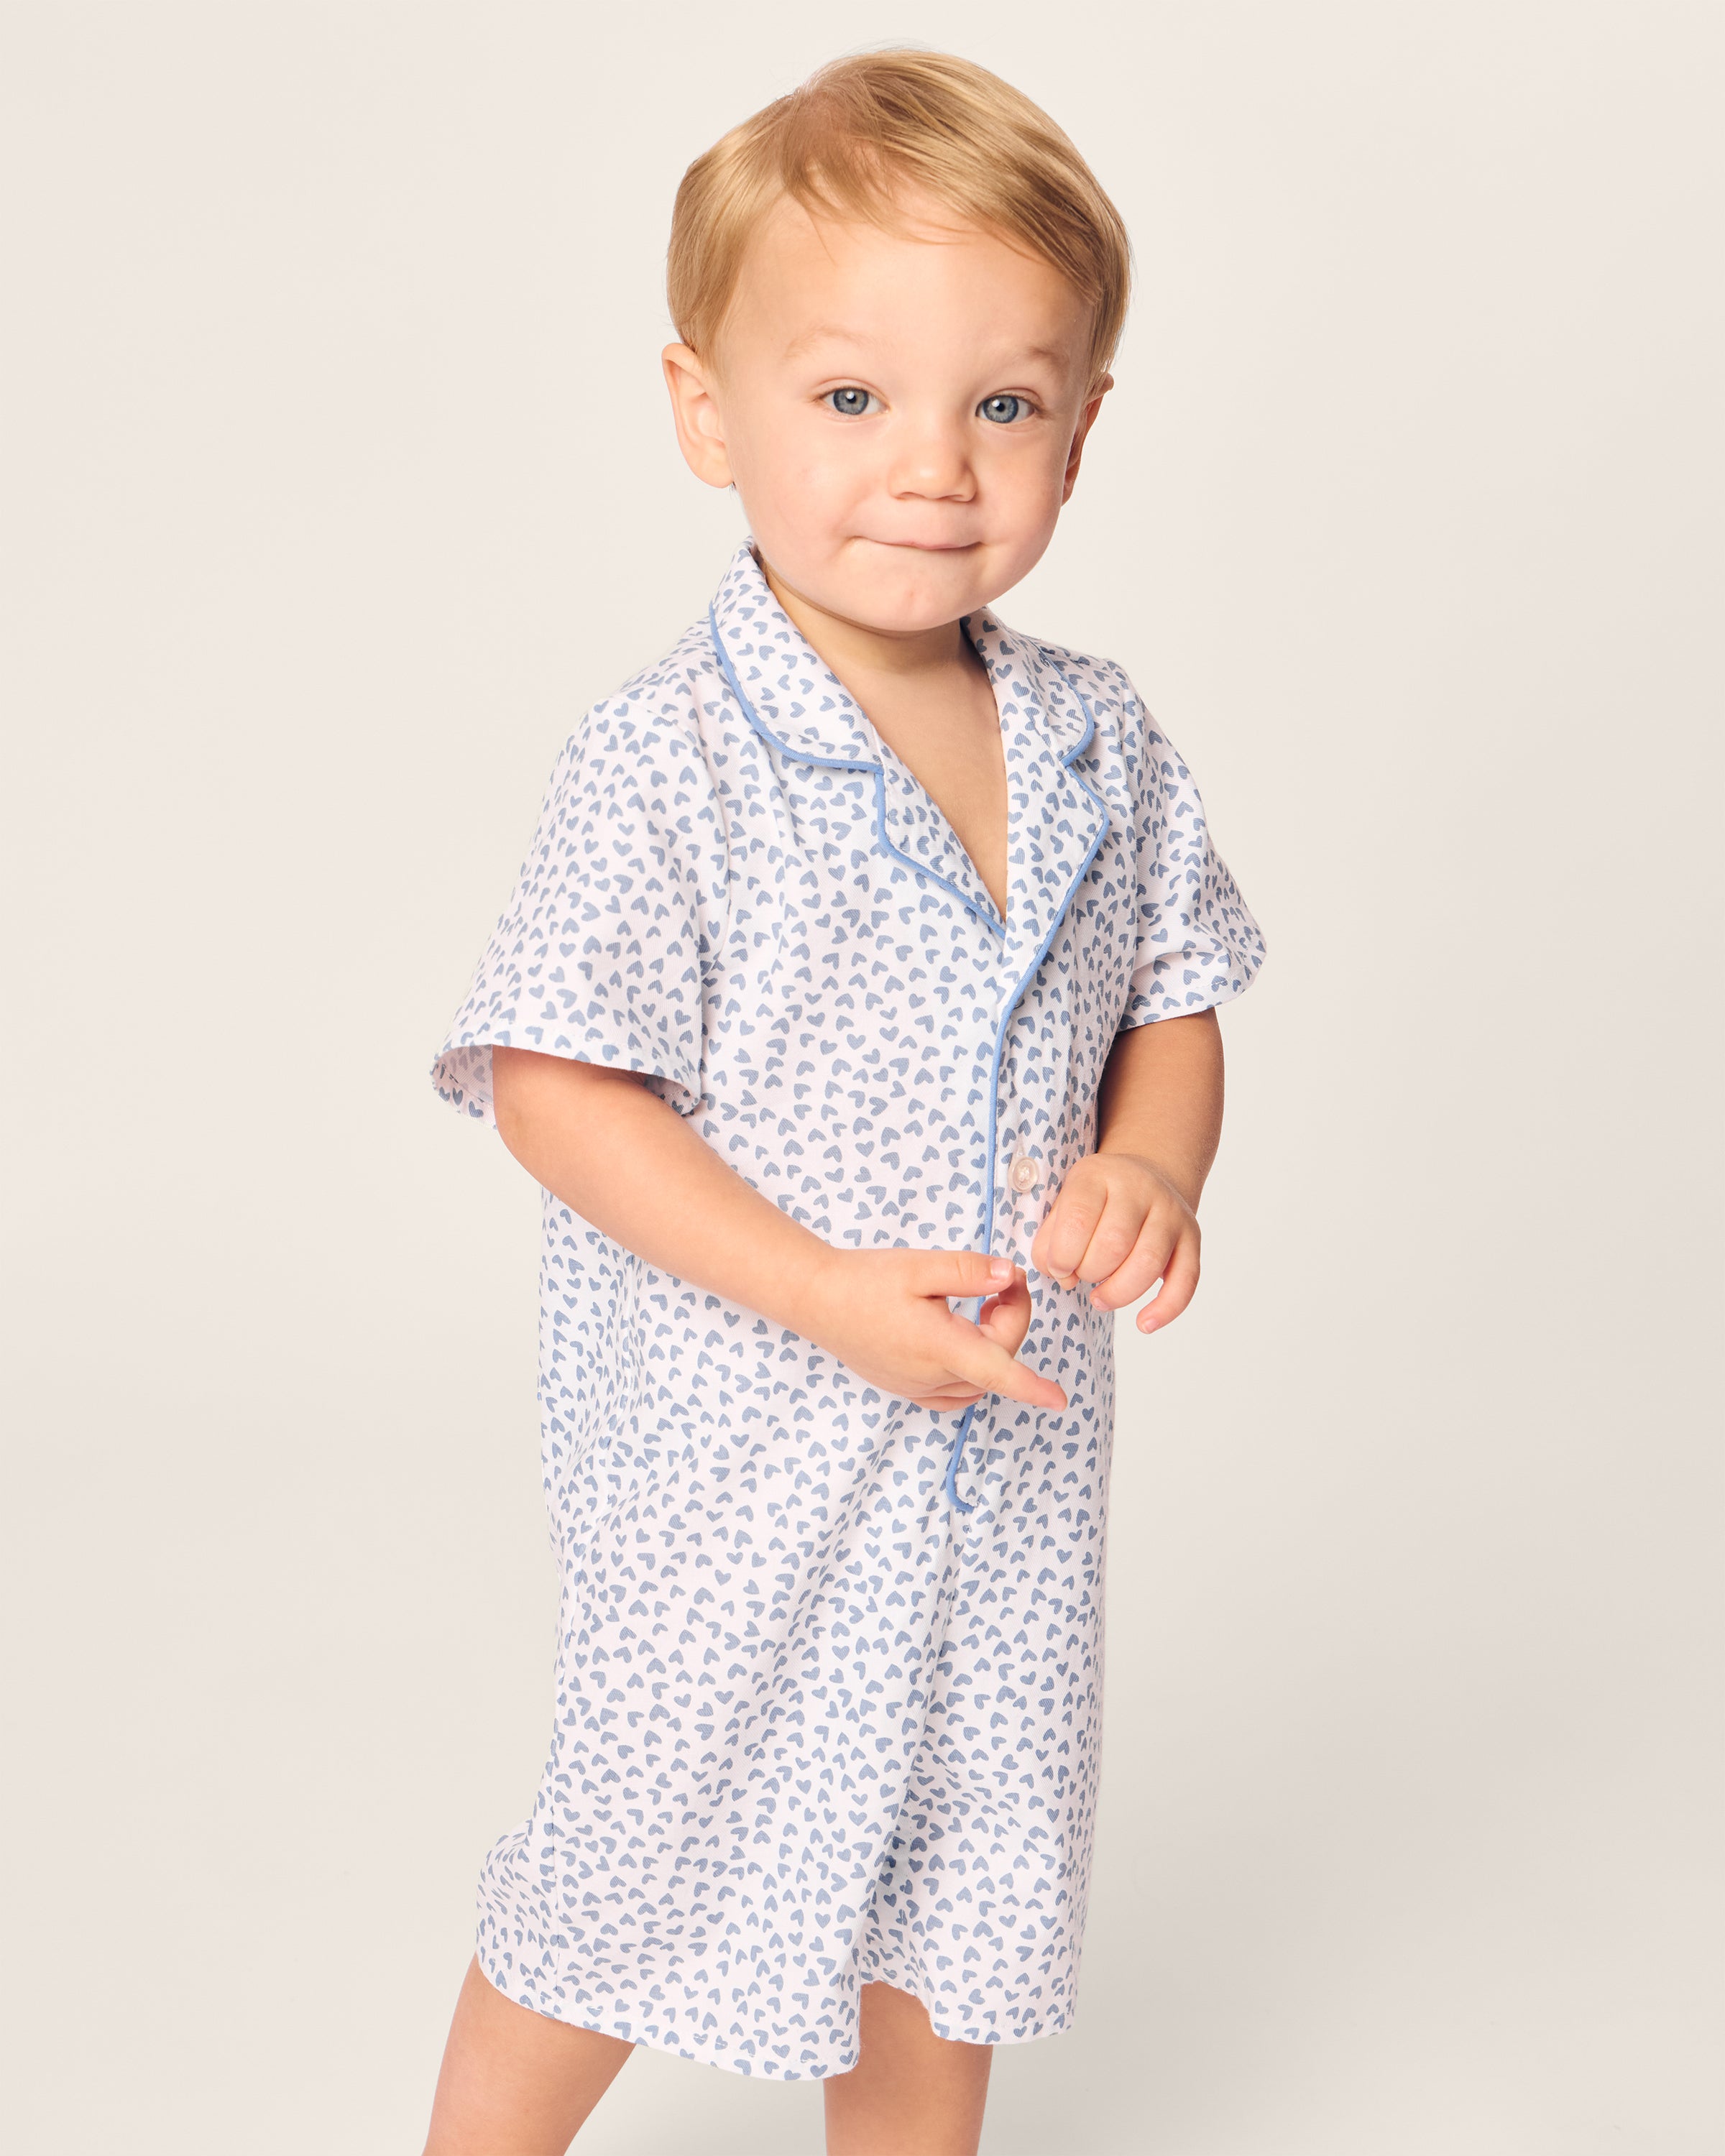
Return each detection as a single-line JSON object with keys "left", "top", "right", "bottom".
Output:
{"left": 1030, "top": 1010, "right": 1225, "bottom": 1334}
{"left": 492, "top": 1046, "right": 1067, "bottom": 1413}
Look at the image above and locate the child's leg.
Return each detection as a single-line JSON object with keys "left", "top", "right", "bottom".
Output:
{"left": 421, "top": 1956, "right": 634, "bottom": 2155}
{"left": 823, "top": 1981, "right": 993, "bottom": 2156}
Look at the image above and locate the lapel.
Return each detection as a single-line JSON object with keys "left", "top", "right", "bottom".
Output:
{"left": 965, "top": 612, "right": 1112, "bottom": 985}
{"left": 707, "top": 543, "right": 1110, "bottom": 956}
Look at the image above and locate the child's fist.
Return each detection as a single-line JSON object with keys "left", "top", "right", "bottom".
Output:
{"left": 1030, "top": 1153, "right": 1200, "bottom": 1334}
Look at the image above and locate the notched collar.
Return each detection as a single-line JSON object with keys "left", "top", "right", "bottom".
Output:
{"left": 707, "top": 543, "right": 879, "bottom": 768}
{"left": 707, "top": 540, "right": 1097, "bottom": 771}
{"left": 706, "top": 542, "right": 1111, "bottom": 954}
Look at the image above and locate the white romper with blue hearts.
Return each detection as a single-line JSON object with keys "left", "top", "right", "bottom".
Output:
{"left": 431, "top": 540, "right": 1264, "bottom": 2078}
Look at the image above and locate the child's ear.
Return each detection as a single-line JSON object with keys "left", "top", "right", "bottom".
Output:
{"left": 1062, "top": 372, "right": 1113, "bottom": 505}
{"left": 662, "top": 344, "right": 734, "bottom": 489}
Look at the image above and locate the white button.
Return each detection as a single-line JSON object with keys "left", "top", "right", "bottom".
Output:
{"left": 1008, "top": 1155, "right": 1039, "bottom": 1194}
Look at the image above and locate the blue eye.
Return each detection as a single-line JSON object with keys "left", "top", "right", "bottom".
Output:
{"left": 827, "top": 387, "right": 876, "bottom": 416}
{"left": 978, "top": 394, "right": 1032, "bottom": 425}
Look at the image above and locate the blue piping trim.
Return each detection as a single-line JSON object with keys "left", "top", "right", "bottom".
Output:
{"left": 944, "top": 656, "right": 1110, "bottom": 1515}
{"left": 943, "top": 1400, "right": 980, "bottom": 1511}
{"left": 708, "top": 607, "right": 1005, "bottom": 938}
{"left": 708, "top": 607, "right": 1110, "bottom": 1519}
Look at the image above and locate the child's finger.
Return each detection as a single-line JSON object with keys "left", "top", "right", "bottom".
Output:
{"left": 1135, "top": 1225, "right": 1202, "bottom": 1333}
{"left": 918, "top": 1248, "right": 1016, "bottom": 1304}
{"left": 1063, "top": 1185, "right": 1149, "bottom": 1290}
{"left": 1087, "top": 1218, "right": 1179, "bottom": 1312}
{"left": 949, "top": 1330, "right": 1067, "bottom": 1412}
{"left": 976, "top": 1273, "right": 1032, "bottom": 1356}
{"left": 1039, "top": 1181, "right": 1147, "bottom": 1294}
{"left": 1031, "top": 1178, "right": 1106, "bottom": 1286}
{"left": 934, "top": 1286, "right": 1021, "bottom": 1362}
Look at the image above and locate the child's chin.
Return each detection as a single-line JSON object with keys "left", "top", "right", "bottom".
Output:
{"left": 842, "top": 554, "right": 997, "bottom": 633}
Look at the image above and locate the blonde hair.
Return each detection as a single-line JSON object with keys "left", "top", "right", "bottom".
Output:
{"left": 667, "top": 50, "right": 1131, "bottom": 386}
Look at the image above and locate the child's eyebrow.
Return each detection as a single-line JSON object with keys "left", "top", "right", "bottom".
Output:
{"left": 780, "top": 323, "right": 875, "bottom": 360}
{"left": 780, "top": 324, "right": 1076, "bottom": 373}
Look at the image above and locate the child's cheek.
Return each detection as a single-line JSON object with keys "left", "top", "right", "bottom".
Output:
{"left": 746, "top": 447, "right": 870, "bottom": 567}
{"left": 981, "top": 436, "right": 1071, "bottom": 554}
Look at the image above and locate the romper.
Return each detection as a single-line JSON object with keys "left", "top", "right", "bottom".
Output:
{"left": 431, "top": 538, "right": 1265, "bottom": 2078}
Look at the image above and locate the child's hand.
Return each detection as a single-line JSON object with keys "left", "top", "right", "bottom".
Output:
{"left": 804, "top": 1249, "right": 1067, "bottom": 1416}
{"left": 1030, "top": 1153, "right": 1200, "bottom": 1335}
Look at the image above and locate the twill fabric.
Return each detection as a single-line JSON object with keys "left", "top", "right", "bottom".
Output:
{"left": 431, "top": 540, "right": 1264, "bottom": 2077}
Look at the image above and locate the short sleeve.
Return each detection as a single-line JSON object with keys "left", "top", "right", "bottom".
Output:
{"left": 1116, "top": 676, "right": 1266, "bottom": 1027}
{"left": 430, "top": 696, "right": 722, "bottom": 1126}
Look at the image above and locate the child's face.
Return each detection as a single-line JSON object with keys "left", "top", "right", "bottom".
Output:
{"left": 664, "top": 195, "right": 1110, "bottom": 637}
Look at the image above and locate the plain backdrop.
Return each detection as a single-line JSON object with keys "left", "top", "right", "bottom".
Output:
{"left": 3, "top": 5, "right": 1720, "bottom": 2152}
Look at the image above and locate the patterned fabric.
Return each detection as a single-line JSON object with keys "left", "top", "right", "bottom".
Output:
{"left": 431, "top": 540, "right": 1264, "bottom": 2077}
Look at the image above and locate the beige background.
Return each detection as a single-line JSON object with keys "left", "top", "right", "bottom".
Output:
{"left": 4, "top": 4, "right": 1719, "bottom": 2151}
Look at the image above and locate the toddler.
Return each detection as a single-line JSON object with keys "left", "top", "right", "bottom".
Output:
{"left": 423, "top": 48, "right": 1265, "bottom": 2156}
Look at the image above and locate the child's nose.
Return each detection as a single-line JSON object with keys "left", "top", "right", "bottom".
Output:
{"left": 886, "top": 420, "right": 976, "bottom": 502}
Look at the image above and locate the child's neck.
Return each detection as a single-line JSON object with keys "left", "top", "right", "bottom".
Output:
{"left": 757, "top": 548, "right": 1009, "bottom": 919}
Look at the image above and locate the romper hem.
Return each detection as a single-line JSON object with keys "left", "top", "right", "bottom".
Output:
{"left": 474, "top": 1935, "right": 1075, "bottom": 2080}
